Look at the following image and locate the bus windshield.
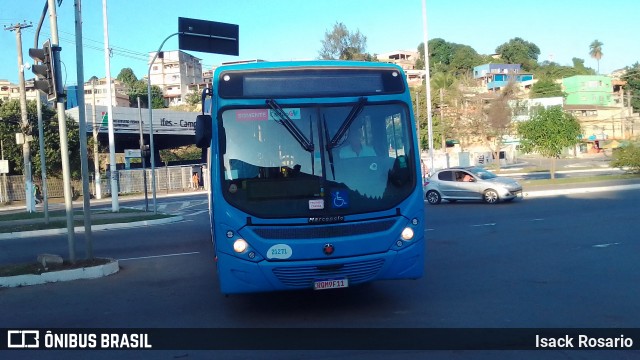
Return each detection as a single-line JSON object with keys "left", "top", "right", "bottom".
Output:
{"left": 220, "top": 102, "right": 415, "bottom": 218}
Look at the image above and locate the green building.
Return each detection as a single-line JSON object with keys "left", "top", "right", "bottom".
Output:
{"left": 563, "top": 75, "right": 613, "bottom": 106}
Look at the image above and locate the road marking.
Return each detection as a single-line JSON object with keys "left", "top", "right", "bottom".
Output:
{"left": 472, "top": 223, "right": 496, "bottom": 227}
{"left": 118, "top": 251, "right": 200, "bottom": 261}
{"left": 184, "top": 210, "right": 209, "bottom": 216}
{"left": 425, "top": 228, "right": 435, "bottom": 232}
{"left": 593, "top": 243, "right": 620, "bottom": 248}
{"left": 530, "top": 218, "right": 545, "bottom": 221}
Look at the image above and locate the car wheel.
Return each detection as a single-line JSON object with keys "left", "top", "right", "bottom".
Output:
{"left": 483, "top": 189, "right": 499, "bottom": 204}
{"left": 426, "top": 190, "right": 442, "bottom": 205}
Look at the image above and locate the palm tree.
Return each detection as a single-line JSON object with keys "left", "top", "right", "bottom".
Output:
{"left": 589, "top": 40, "right": 604, "bottom": 74}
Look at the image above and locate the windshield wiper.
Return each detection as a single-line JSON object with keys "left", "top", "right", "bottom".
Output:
{"left": 266, "top": 99, "right": 314, "bottom": 152}
{"left": 326, "top": 97, "right": 368, "bottom": 150}
{"left": 323, "top": 116, "right": 335, "bottom": 180}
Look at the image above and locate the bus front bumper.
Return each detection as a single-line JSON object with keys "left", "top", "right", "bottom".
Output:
{"left": 215, "top": 240, "right": 424, "bottom": 294}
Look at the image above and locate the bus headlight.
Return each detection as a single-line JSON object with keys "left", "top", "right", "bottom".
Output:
{"left": 401, "top": 227, "right": 414, "bottom": 241}
{"left": 233, "top": 239, "right": 248, "bottom": 253}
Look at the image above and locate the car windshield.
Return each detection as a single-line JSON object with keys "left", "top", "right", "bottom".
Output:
{"left": 219, "top": 102, "right": 416, "bottom": 218}
{"left": 468, "top": 167, "right": 497, "bottom": 180}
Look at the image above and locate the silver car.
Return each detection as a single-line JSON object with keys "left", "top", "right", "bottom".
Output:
{"left": 424, "top": 166, "right": 523, "bottom": 205}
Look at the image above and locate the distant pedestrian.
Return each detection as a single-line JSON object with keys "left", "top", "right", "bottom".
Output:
{"left": 192, "top": 173, "right": 199, "bottom": 190}
{"left": 33, "top": 183, "right": 42, "bottom": 204}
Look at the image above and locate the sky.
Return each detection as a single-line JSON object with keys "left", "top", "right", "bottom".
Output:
{"left": 1, "top": 0, "right": 639, "bottom": 85}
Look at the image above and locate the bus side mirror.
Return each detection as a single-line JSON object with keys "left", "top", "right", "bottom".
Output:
{"left": 195, "top": 114, "right": 212, "bottom": 149}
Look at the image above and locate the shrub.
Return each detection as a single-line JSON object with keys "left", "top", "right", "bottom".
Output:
{"left": 610, "top": 144, "right": 640, "bottom": 173}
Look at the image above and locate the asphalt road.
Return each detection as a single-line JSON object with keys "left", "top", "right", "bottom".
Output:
{"left": 1, "top": 188, "right": 640, "bottom": 359}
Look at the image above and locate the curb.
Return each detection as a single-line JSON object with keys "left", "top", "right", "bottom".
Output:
{"left": 0, "top": 259, "right": 119, "bottom": 288}
{"left": 0, "top": 215, "right": 184, "bottom": 241}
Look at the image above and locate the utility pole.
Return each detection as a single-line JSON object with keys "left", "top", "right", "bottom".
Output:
{"left": 102, "top": 0, "right": 119, "bottom": 212}
{"left": 91, "top": 80, "right": 102, "bottom": 199}
{"left": 5, "top": 22, "right": 35, "bottom": 213}
{"left": 75, "top": 0, "right": 94, "bottom": 259}
{"left": 48, "top": 0, "right": 76, "bottom": 263}
{"left": 421, "top": 0, "right": 434, "bottom": 173}
{"left": 440, "top": 88, "right": 449, "bottom": 168}
{"left": 138, "top": 96, "right": 149, "bottom": 212}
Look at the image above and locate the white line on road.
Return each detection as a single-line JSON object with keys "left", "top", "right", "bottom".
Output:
{"left": 472, "top": 223, "right": 496, "bottom": 227}
{"left": 184, "top": 210, "right": 209, "bottom": 216}
{"left": 530, "top": 218, "right": 545, "bottom": 221}
{"left": 593, "top": 243, "right": 621, "bottom": 248}
{"left": 118, "top": 251, "right": 200, "bottom": 261}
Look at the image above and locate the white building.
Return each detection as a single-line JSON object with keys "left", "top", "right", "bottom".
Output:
{"left": 83, "top": 78, "right": 130, "bottom": 108}
{"left": 0, "top": 79, "right": 48, "bottom": 104}
{"left": 148, "top": 50, "right": 203, "bottom": 107}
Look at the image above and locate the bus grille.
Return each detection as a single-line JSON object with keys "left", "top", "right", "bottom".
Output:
{"left": 250, "top": 219, "right": 396, "bottom": 239}
{"left": 272, "top": 258, "right": 385, "bottom": 287}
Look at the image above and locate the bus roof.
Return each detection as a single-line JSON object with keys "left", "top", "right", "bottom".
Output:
{"left": 213, "top": 60, "right": 405, "bottom": 73}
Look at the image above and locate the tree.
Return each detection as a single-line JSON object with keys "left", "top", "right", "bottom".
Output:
{"left": 319, "top": 22, "right": 371, "bottom": 60}
{"left": 495, "top": 37, "right": 540, "bottom": 71}
{"left": 415, "top": 43, "right": 425, "bottom": 71}
{"left": 622, "top": 62, "right": 640, "bottom": 112}
{"left": 530, "top": 78, "right": 565, "bottom": 98}
{"left": 116, "top": 68, "right": 138, "bottom": 85}
{"left": 0, "top": 99, "right": 81, "bottom": 178}
{"left": 149, "top": 84, "right": 165, "bottom": 108}
{"left": 160, "top": 145, "right": 202, "bottom": 163}
{"left": 610, "top": 144, "right": 640, "bottom": 173}
{"left": 485, "top": 82, "right": 519, "bottom": 165}
{"left": 418, "top": 39, "right": 487, "bottom": 76}
{"left": 534, "top": 59, "right": 595, "bottom": 80}
{"left": 185, "top": 90, "right": 201, "bottom": 106}
{"left": 516, "top": 106, "right": 582, "bottom": 179}
{"left": 589, "top": 40, "right": 604, "bottom": 74}
{"left": 430, "top": 72, "right": 457, "bottom": 150}
{"left": 571, "top": 57, "right": 594, "bottom": 75}
{"left": 448, "top": 45, "right": 484, "bottom": 76}
{"left": 428, "top": 38, "right": 454, "bottom": 68}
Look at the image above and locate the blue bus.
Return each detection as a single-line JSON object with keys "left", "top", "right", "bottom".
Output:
{"left": 195, "top": 61, "right": 425, "bottom": 294}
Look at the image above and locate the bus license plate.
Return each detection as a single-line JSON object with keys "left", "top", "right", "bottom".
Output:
{"left": 314, "top": 278, "right": 349, "bottom": 290}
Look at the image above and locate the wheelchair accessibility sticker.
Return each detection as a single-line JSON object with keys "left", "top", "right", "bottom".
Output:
{"left": 331, "top": 190, "right": 349, "bottom": 209}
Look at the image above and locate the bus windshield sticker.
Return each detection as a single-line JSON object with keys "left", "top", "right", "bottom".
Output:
{"left": 234, "top": 108, "right": 301, "bottom": 121}
{"left": 309, "top": 199, "right": 324, "bottom": 210}
{"left": 331, "top": 190, "right": 349, "bottom": 209}
{"left": 267, "top": 244, "right": 292, "bottom": 260}
{"left": 269, "top": 108, "right": 300, "bottom": 120}
{"left": 236, "top": 109, "right": 268, "bottom": 121}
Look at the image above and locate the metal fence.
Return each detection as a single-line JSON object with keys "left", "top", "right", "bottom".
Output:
{"left": 0, "top": 164, "right": 208, "bottom": 203}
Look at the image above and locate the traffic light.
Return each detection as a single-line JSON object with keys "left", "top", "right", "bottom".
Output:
{"left": 29, "top": 40, "right": 62, "bottom": 102}
{"left": 141, "top": 144, "right": 151, "bottom": 157}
